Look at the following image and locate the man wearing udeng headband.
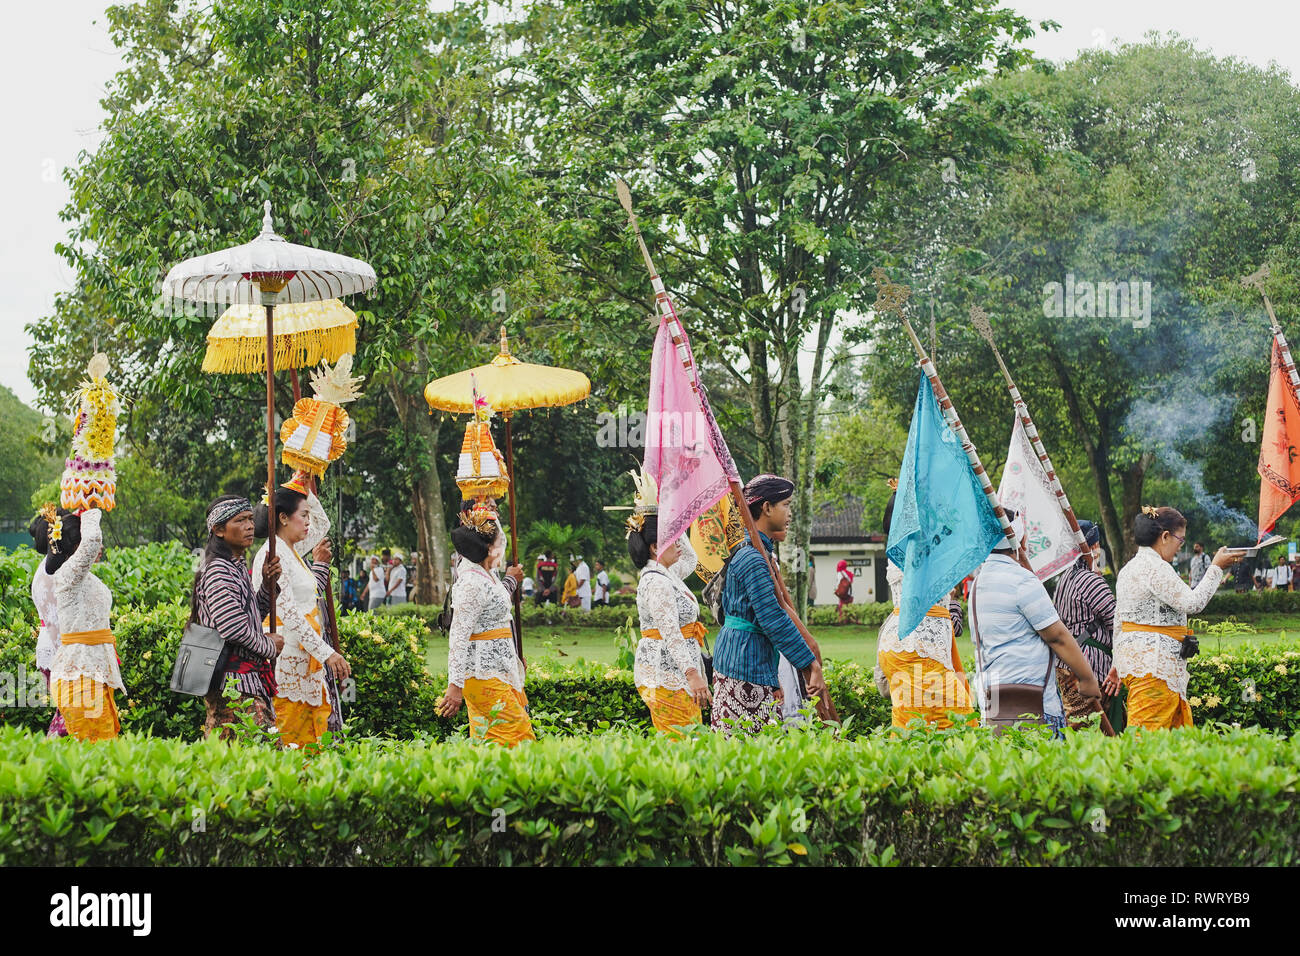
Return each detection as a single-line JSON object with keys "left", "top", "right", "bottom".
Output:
{"left": 710, "top": 474, "right": 826, "bottom": 736}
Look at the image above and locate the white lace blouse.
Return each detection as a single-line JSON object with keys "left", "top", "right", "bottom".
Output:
{"left": 448, "top": 563, "right": 525, "bottom": 691}
{"left": 31, "top": 564, "right": 59, "bottom": 673}
{"left": 251, "top": 492, "right": 334, "bottom": 706}
{"left": 876, "top": 561, "right": 959, "bottom": 670}
{"left": 1113, "top": 546, "right": 1224, "bottom": 701}
{"left": 634, "top": 536, "right": 704, "bottom": 692}
{"left": 49, "top": 509, "right": 123, "bottom": 692}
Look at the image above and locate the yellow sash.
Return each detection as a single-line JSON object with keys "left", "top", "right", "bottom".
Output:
{"left": 470, "top": 627, "right": 513, "bottom": 642}
{"left": 61, "top": 629, "right": 115, "bottom": 646}
{"left": 641, "top": 620, "right": 708, "bottom": 647}
{"left": 891, "top": 606, "right": 953, "bottom": 619}
{"left": 264, "top": 606, "right": 325, "bottom": 672}
{"left": 1120, "top": 621, "right": 1191, "bottom": 641}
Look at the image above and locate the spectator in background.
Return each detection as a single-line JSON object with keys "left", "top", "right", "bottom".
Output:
{"left": 1267, "top": 553, "right": 1293, "bottom": 591}
{"left": 561, "top": 562, "right": 580, "bottom": 608}
{"left": 535, "top": 551, "right": 558, "bottom": 606}
{"left": 340, "top": 568, "right": 361, "bottom": 614}
{"left": 1188, "top": 542, "right": 1212, "bottom": 588}
{"left": 361, "top": 556, "right": 386, "bottom": 611}
{"left": 834, "top": 559, "right": 855, "bottom": 621}
{"left": 808, "top": 556, "right": 817, "bottom": 605}
{"left": 594, "top": 560, "right": 610, "bottom": 605}
{"left": 522, "top": 573, "right": 534, "bottom": 599}
{"left": 387, "top": 553, "right": 408, "bottom": 605}
{"left": 574, "top": 554, "right": 592, "bottom": 611}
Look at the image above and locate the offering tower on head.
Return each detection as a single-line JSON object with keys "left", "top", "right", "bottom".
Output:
{"left": 60, "top": 353, "right": 122, "bottom": 513}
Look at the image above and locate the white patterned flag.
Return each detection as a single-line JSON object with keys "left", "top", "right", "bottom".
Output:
{"left": 997, "top": 416, "right": 1080, "bottom": 581}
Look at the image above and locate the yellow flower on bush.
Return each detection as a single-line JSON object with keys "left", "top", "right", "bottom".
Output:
{"left": 603, "top": 668, "right": 620, "bottom": 680}
{"left": 1205, "top": 694, "right": 1222, "bottom": 708}
{"left": 1274, "top": 664, "right": 1288, "bottom": 675}
{"left": 1216, "top": 663, "right": 1229, "bottom": 673}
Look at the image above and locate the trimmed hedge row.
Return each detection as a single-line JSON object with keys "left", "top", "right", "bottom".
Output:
{"left": 378, "top": 599, "right": 898, "bottom": 630}
{"left": 0, "top": 724, "right": 1295, "bottom": 865}
{"left": 3, "top": 603, "right": 1297, "bottom": 739}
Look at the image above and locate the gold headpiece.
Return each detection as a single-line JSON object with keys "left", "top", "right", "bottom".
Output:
{"left": 38, "top": 502, "right": 57, "bottom": 524}
{"left": 460, "top": 499, "right": 501, "bottom": 536}
{"left": 625, "top": 467, "right": 659, "bottom": 536}
{"left": 1142, "top": 505, "right": 1159, "bottom": 518}
{"left": 48, "top": 510, "right": 64, "bottom": 554}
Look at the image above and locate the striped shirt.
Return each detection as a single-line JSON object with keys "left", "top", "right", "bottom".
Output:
{"left": 196, "top": 555, "right": 277, "bottom": 701}
{"left": 969, "top": 552, "right": 1063, "bottom": 720}
{"left": 1052, "top": 558, "right": 1115, "bottom": 684}
{"left": 713, "top": 532, "right": 815, "bottom": 687}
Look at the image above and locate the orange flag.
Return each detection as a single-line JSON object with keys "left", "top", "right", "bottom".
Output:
{"left": 1258, "top": 340, "right": 1300, "bottom": 534}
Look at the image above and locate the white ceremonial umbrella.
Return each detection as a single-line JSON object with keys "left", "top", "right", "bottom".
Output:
{"left": 162, "top": 199, "right": 376, "bottom": 622}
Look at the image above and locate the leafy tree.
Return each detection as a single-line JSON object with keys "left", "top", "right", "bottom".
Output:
{"left": 30, "top": 0, "right": 559, "bottom": 600}
{"left": 503, "top": 0, "right": 1047, "bottom": 610}
{"left": 0, "top": 386, "right": 62, "bottom": 530}
{"left": 863, "top": 37, "right": 1300, "bottom": 563}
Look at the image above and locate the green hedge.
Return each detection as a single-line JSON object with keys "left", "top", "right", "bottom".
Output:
{"left": 0, "top": 543, "right": 196, "bottom": 632}
{"left": 0, "top": 724, "right": 1295, "bottom": 865}
{"left": 0, "top": 604, "right": 439, "bottom": 741}
{"left": 3, "top": 602, "right": 1296, "bottom": 739}
{"left": 377, "top": 601, "right": 644, "bottom": 630}
{"left": 1201, "top": 589, "right": 1300, "bottom": 618}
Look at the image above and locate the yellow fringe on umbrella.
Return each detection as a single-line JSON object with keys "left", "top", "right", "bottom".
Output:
{"left": 203, "top": 323, "right": 357, "bottom": 374}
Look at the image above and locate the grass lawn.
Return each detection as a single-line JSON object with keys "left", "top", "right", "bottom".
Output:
{"left": 422, "top": 620, "right": 1300, "bottom": 674}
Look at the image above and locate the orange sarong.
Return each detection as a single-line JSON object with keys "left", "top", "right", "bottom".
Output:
{"left": 273, "top": 696, "right": 332, "bottom": 749}
{"left": 54, "top": 676, "right": 120, "bottom": 742}
{"left": 636, "top": 685, "right": 703, "bottom": 738}
{"left": 463, "top": 677, "right": 535, "bottom": 747}
{"left": 880, "top": 605, "right": 973, "bottom": 729}
{"left": 1123, "top": 674, "right": 1192, "bottom": 730}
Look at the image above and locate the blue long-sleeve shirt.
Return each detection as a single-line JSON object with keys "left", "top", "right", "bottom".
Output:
{"left": 713, "top": 532, "right": 815, "bottom": 686}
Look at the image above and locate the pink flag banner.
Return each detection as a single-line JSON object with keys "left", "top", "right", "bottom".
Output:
{"left": 643, "top": 312, "right": 732, "bottom": 552}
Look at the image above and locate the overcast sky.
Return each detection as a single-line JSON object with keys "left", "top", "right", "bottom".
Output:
{"left": 3, "top": 1, "right": 1298, "bottom": 411}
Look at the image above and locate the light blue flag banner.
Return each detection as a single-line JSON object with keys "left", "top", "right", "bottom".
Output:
{"left": 886, "top": 373, "right": 1005, "bottom": 639}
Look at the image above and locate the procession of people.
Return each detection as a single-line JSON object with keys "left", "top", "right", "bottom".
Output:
{"left": 19, "top": 218, "right": 1285, "bottom": 753}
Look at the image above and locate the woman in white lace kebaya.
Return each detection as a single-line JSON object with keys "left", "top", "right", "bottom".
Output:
{"left": 873, "top": 492, "right": 973, "bottom": 729}
{"left": 1113, "top": 507, "right": 1235, "bottom": 730}
{"left": 28, "top": 509, "right": 68, "bottom": 737}
{"left": 437, "top": 504, "right": 533, "bottom": 746}
{"left": 629, "top": 515, "right": 712, "bottom": 736}
{"left": 39, "top": 508, "right": 122, "bottom": 741}
{"left": 252, "top": 479, "right": 351, "bottom": 749}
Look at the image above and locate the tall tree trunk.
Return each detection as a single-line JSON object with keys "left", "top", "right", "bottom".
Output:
{"left": 791, "top": 303, "right": 836, "bottom": 619}
{"left": 388, "top": 381, "right": 450, "bottom": 604}
{"left": 1119, "top": 452, "right": 1156, "bottom": 563}
{"left": 1045, "top": 344, "right": 1126, "bottom": 569}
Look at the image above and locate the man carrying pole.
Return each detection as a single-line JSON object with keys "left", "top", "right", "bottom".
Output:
{"left": 616, "top": 177, "right": 838, "bottom": 725}
{"left": 710, "top": 475, "right": 827, "bottom": 736}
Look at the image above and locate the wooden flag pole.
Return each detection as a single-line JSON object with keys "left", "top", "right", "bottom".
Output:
{"left": 969, "top": 306, "right": 1093, "bottom": 569}
{"left": 872, "top": 270, "right": 1017, "bottom": 549}
{"left": 1244, "top": 266, "right": 1300, "bottom": 399}
{"left": 617, "top": 178, "right": 837, "bottom": 721}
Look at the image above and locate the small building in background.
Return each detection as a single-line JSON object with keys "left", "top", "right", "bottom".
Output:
{"left": 809, "top": 497, "right": 887, "bottom": 605}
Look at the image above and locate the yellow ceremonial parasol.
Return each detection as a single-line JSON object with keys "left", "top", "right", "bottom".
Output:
{"left": 203, "top": 299, "right": 359, "bottom": 374}
{"left": 425, "top": 327, "right": 591, "bottom": 624}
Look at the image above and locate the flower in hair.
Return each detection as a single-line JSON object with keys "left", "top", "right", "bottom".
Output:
{"left": 887, "top": 478, "right": 899, "bottom": 491}
{"left": 1142, "top": 505, "right": 1159, "bottom": 519}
